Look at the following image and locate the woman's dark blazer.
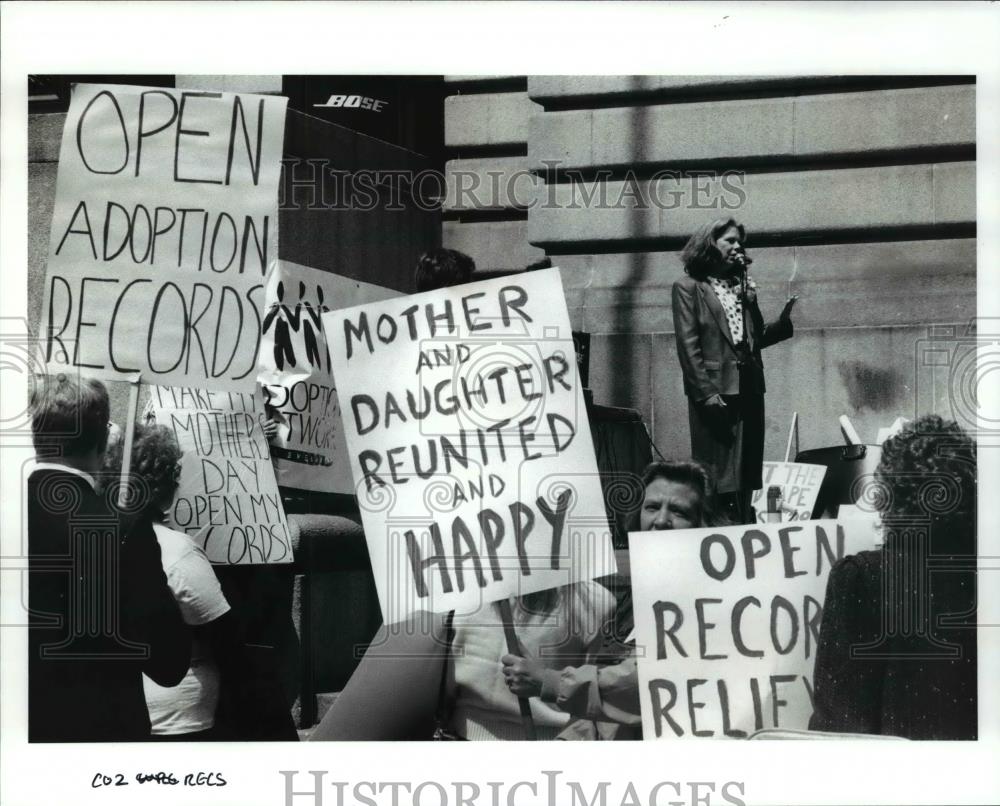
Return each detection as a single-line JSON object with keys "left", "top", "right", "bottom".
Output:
{"left": 671, "top": 273, "right": 792, "bottom": 402}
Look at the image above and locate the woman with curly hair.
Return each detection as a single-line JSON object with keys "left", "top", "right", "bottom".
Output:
{"left": 809, "top": 415, "right": 977, "bottom": 739}
{"left": 672, "top": 218, "right": 796, "bottom": 523}
{"left": 104, "top": 424, "right": 232, "bottom": 740}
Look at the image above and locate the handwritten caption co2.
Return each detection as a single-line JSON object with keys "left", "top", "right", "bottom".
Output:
{"left": 92, "top": 771, "right": 226, "bottom": 788}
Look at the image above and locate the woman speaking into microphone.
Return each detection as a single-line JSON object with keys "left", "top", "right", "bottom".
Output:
{"left": 671, "top": 218, "right": 797, "bottom": 524}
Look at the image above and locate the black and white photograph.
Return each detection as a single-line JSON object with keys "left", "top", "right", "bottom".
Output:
{"left": 1, "top": 3, "right": 998, "bottom": 806}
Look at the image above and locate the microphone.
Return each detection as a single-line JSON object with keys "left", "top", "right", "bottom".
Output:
{"left": 734, "top": 250, "right": 753, "bottom": 268}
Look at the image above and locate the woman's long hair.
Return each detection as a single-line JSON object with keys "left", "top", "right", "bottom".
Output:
{"left": 680, "top": 218, "right": 746, "bottom": 281}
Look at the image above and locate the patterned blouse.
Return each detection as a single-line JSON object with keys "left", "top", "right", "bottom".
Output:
{"left": 708, "top": 275, "right": 744, "bottom": 344}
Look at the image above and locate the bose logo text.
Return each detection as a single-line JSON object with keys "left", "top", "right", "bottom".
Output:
{"left": 314, "top": 95, "right": 388, "bottom": 112}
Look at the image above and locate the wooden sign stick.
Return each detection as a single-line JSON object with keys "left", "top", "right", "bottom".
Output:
{"left": 117, "top": 373, "right": 142, "bottom": 510}
{"left": 783, "top": 411, "right": 799, "bottom": 463}
{"left": 497, "top": 598, "right": 537, "bottom": 741}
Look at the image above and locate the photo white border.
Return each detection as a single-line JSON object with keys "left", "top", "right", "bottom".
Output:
{"left": 2, "top": 2, "right": 998, "bottom": 804}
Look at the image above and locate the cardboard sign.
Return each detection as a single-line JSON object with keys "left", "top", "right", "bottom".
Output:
{"left": 150, "top": 384, "right": 293, "bottom": 565}
{"left": 257, "top": 260, "right": 398, "bottom": 493}
{"left": 630, "top": 520, "right": 871, "bottom": 738}
{"left": 39, "top": 83, "right": 287, "bottom": 392}
{"left": 326, "top": 268, "right": 615, "bottom": 624}
{"left": 752, "top": 462, "right": 827, "bottom": 522}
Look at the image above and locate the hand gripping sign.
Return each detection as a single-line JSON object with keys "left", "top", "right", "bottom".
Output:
{"left": 325, "top": 268, "right": 616, "bottom": 625}
{"left": 40, "top": 83, "right": 287, "bottom": 393}
{"left": 630, "top": 519, "right": 872, "bottom": 738}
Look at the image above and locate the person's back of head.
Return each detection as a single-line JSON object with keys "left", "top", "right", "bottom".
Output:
{"left": 30, "top": 373, "right": 110, "bottom": 462}
{"left": 102, "top": 423, "right": 183, "bottom": 518}
{"left": 415, "top": 248, "right": 476, "bottom": 292}
{"left": 875, "top": 414, "right": 976, "bottom": 553}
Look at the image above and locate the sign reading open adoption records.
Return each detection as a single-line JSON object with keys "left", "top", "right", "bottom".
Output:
{"left": 40, "top": 83, "right": 287, "bottom": 392}
{"left": 326, "top": 268, "right": 616, "bottom": 624}
{"left": 150, "top": 384, "right": 293, "bottom": 565}
{"left": 257, "top": 260, "right": 399, "bottom": 493}
{"left": 629, "top": 520, "right": 871, "bottom": 738}
{"left": 751, "top": 462, "right": 827, "bottom": 522}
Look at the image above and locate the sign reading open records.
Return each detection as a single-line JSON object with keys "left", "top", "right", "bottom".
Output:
{"left": 630, "top": 519, "right": 871, "bottom": 738}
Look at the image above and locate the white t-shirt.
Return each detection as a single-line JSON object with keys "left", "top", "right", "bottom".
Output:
{"left": 143, "top": 523, "right": 231, "bottom": 735}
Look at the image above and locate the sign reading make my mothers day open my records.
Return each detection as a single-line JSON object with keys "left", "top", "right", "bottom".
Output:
{"left": 149, "top": 384, "right": 293, "bottom": 565}
{"left": 40, "top": 83, "right": 287, "bottom": 393}
{"left": 629, "top": 520, "right": 873, "bottom": 738}
{"left": 326, "top": 268, "right": 616, "bottom": 624}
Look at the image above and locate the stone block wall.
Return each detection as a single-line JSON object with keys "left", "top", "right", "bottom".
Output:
{"left": 443, "top": 75, "right": 976, "bottom": 457}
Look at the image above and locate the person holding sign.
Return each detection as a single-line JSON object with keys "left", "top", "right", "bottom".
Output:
{"left": 445, "top": 583, "right": 615, "bottom": 740}
{"left": 103, "top": 424, "right": 233, "bottom": 740}
{"left": 502, "top": 461, "right": 717, "bottom": 740}
{"left": 415, "top": 246, "right": 613, "bottom": 740}
{"left": 809, "top": 415, "right": 977, "bottom": 739}
{"left": 328, "top": 262, "right": 618, "bottom": 739}
{"left": 672, "top": 219, "right": 796, "bottom": 524}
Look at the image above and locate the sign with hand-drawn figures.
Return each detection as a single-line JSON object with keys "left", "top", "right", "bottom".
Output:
{"left": 257, "top": 260, "right": 397, "bottom": 493}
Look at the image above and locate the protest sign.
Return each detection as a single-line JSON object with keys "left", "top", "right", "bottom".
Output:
{"left": 751, "top": 462, "right": 827, "bottom": 522}
{"left": 40, "top": 83, "right": 287, "bottom": 392}
{"left": 630, "top": 519, "right": 872, "bottom": 738}
{"left": 257, "top": 260, "right": 398, "bottom": 493}
{"left": 150, "top": 384, "right": 293, "bottom": 564}
{"left": 326, "top": 267, "right": 615, "bottom": 624}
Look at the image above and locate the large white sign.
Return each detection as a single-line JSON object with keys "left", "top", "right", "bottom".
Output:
{"left": 326, "top": 268, "right": 616, "bottom": 624}
{"left": 257, "top": 260, "right": 398, "bottom": 493}
{"left": 630, "top": 520, "right": 872, "bottom": 738}
{"left": 40, "top": 83, "right": 287, "bottom": 392}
